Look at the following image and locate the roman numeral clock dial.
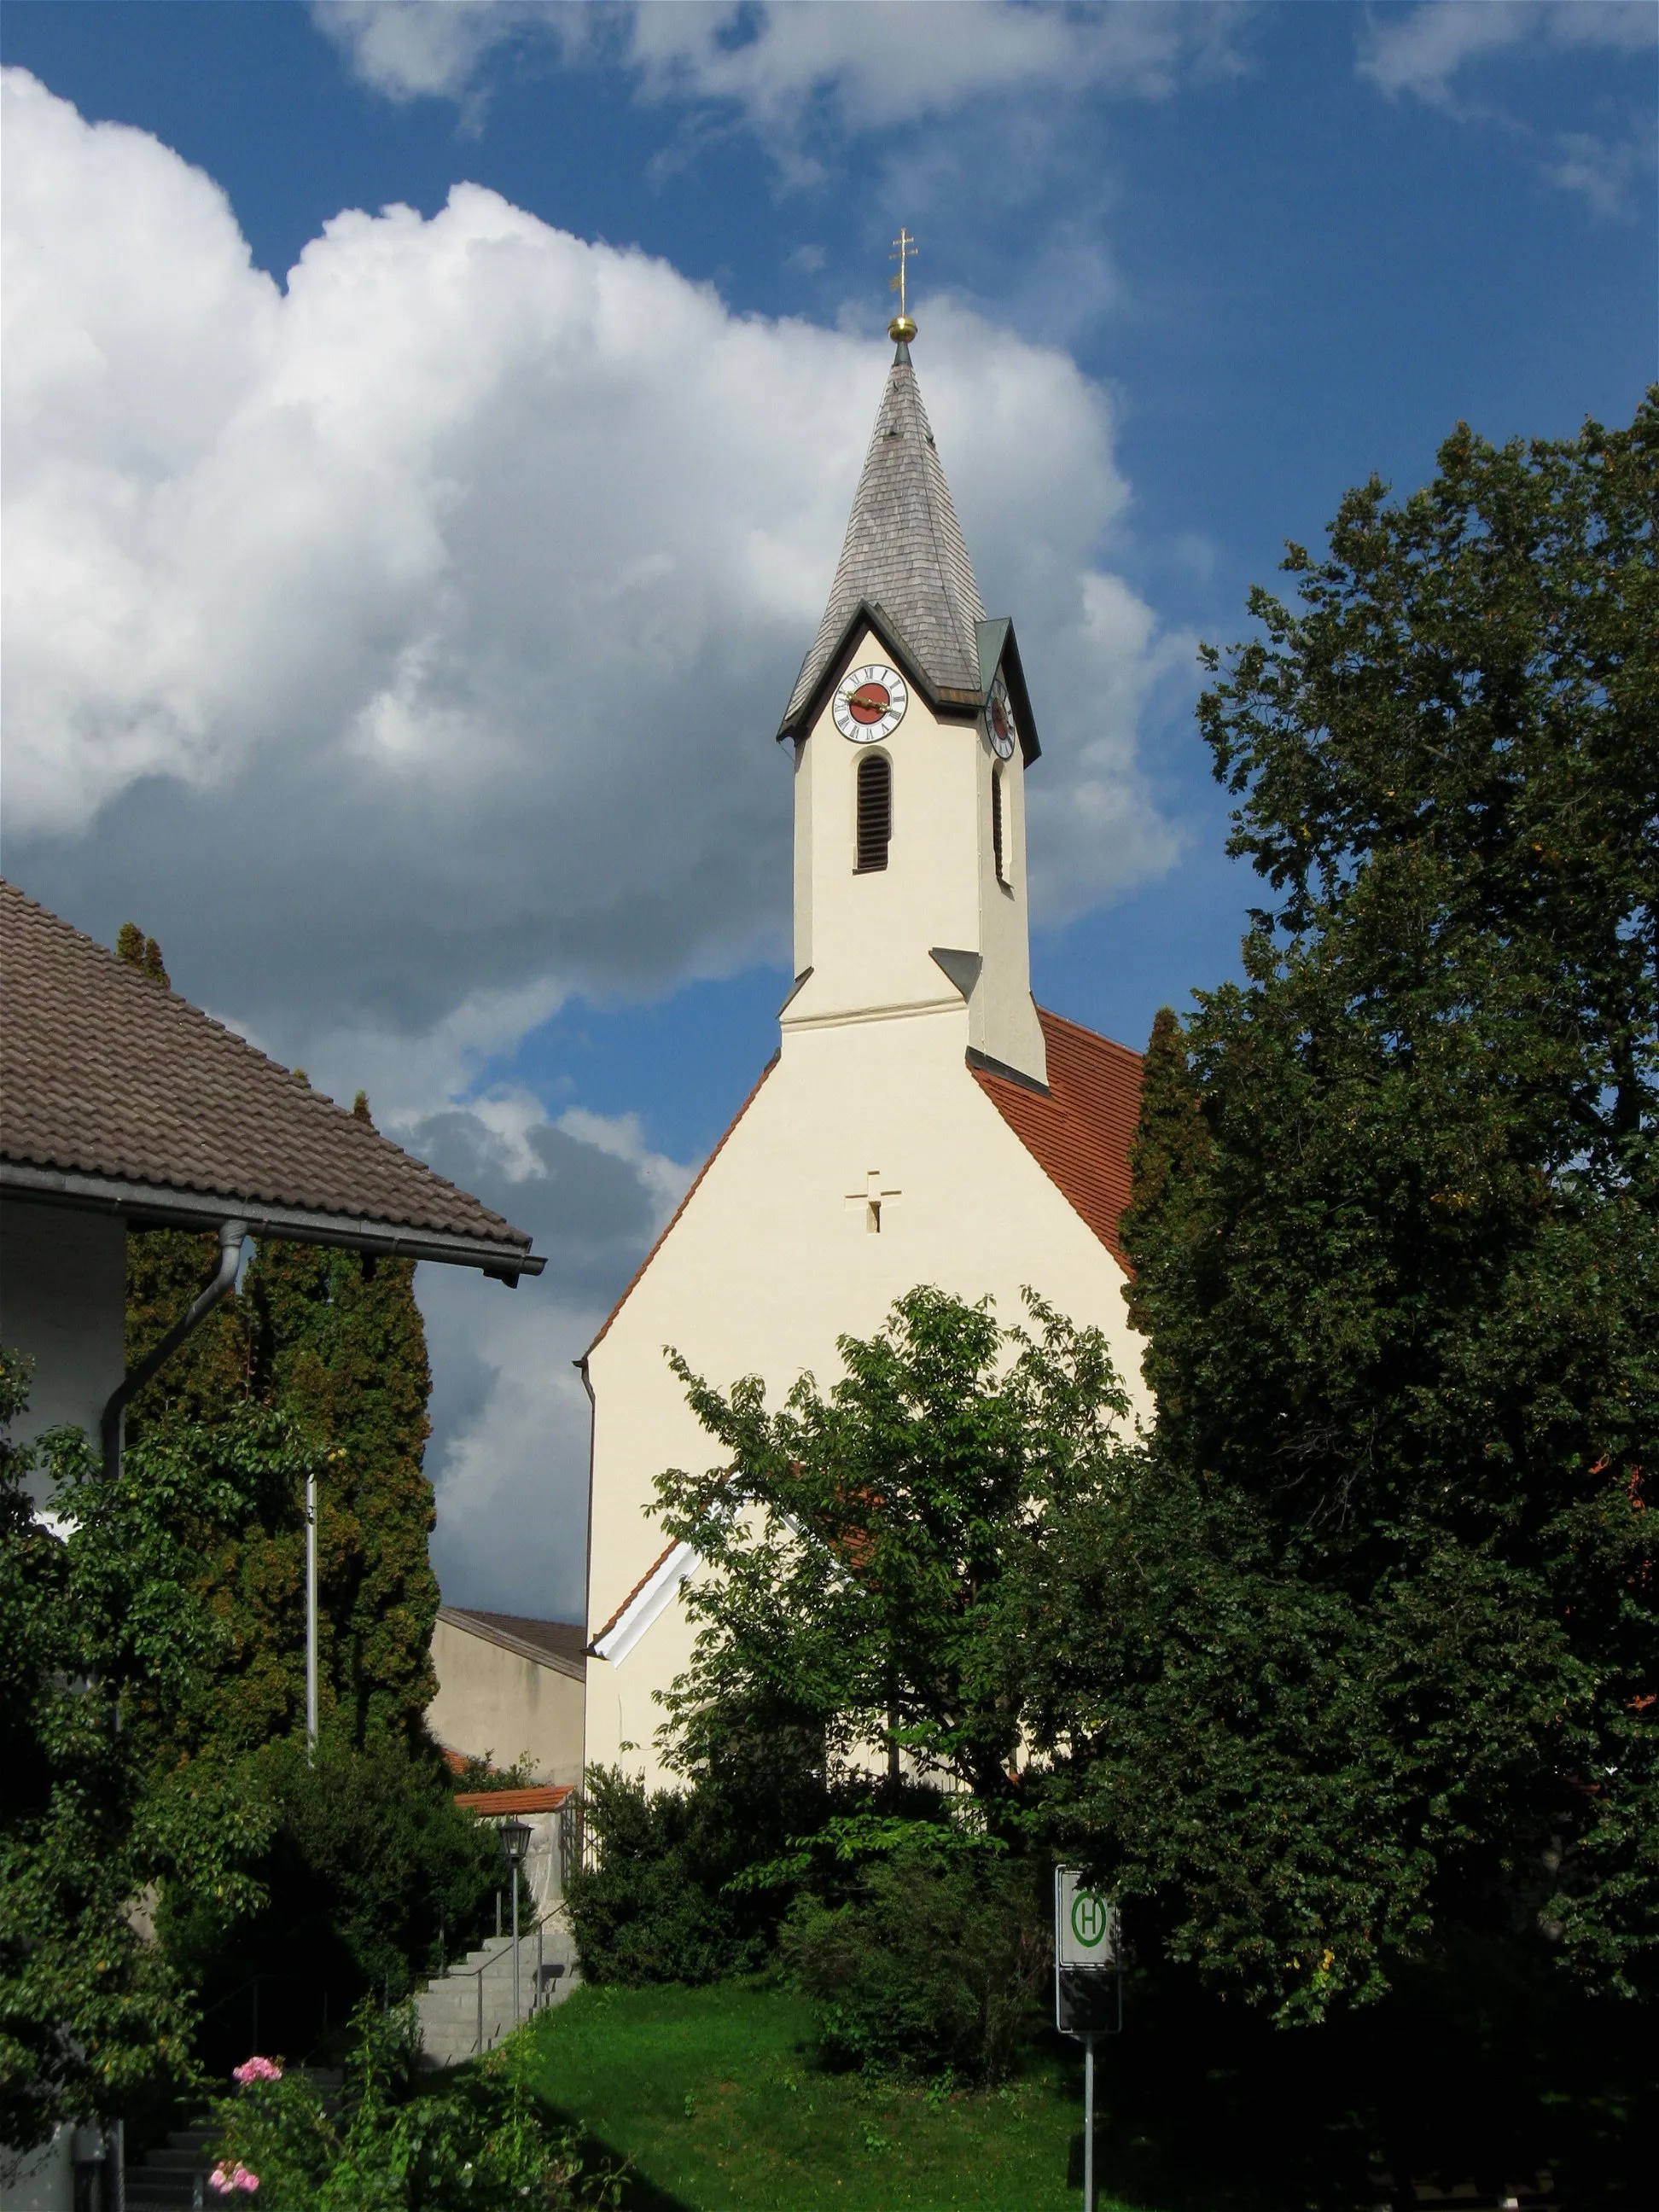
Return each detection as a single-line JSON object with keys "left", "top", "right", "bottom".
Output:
{"left": 833, "top": 662, "right": 908, "bottom": 742}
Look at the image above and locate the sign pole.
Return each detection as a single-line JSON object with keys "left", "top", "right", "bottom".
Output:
{"left": 1083, "top": 2031, "right": 1097, "bottom": 2212}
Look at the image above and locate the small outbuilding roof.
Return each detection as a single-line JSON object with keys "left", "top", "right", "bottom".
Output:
{"left": 437, "top": 1607, "right": 587, "bottom": 1681}
{"left": 0, "top": 879, "right": 542, "bottom": 1280}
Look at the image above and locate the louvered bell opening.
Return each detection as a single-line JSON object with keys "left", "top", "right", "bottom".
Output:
{"left": 992, "top": 769, "right": 1005, "bottom": 885}
{"left": 856, "top": 754, "right": 892, "bottom": 873}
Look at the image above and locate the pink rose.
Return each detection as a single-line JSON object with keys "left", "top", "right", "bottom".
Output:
{"left": 208, "top": 2162, "right": 259, "bottom": 2194}
{"left": 232, "top": 2056, "right": 282, "bottom": 2084}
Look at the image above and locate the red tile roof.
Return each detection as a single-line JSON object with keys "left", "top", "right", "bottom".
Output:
{"left": 452, "top": 1786, "right": 572, "bottom": 1818}
{"left": 0, "top": 880, "right": 539, "bottom": 1274}
{"left": 971, "top": 1009, "right": 1143, "bottom": 1268}
{"left": 589, "top": 1537, "right": 681, "bottom": 1650}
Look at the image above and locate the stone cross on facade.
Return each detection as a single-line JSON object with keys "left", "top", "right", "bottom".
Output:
{"left": 846, "top": 1168, "right": 902, "bottom": 1235}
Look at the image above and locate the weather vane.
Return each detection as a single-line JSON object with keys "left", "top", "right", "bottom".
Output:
{"left": 889, "top": 228, "right": 917, "bottom": 344}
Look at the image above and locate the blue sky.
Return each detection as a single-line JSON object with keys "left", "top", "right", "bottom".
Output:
{"left": 3, "top": 2, "right": 1652, "bottom": 1615}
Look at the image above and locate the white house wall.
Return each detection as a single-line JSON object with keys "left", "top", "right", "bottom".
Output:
{"left": 0, "top": 1197, "right": 125, "bottom": 1497}
{"left": 584, "top": 1005, "right": 1149, "bottom": 1788}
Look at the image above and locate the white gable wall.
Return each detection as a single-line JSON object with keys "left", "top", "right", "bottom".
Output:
{"left": 583, "top": 1003, "right": 1148, "bottom": 1787}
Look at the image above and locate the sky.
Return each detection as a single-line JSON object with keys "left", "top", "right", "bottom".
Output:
{"left": 3, "top": 0, "right": 1653, "bottom": 1622}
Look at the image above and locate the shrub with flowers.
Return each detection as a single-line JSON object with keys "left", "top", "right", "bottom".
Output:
{"left": 208, "top": 2160, "right": 261, "bottom": 2195}
{"left": 209, "top": 2001, "right": 619, "bottom": 2209}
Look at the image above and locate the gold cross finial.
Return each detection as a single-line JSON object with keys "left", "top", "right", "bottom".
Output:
{"left": 888, "top": 228, "right": 917, "bottom": 344}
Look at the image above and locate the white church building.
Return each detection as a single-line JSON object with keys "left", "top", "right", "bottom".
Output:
{"left": 580, "top": 309, "right": 1150, "bottom": 1787}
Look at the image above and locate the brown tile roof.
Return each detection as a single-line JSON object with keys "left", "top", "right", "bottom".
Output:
{"left": 971, "top": 1009, "right": 1143, "bottom": 1269}
{"left": 439, "top": 1608, "right": 587, "bottom": 1679}
{"left": 452, "top": 1785, "right": 573, "bottom": 1818}
{"left": 582, "top": 1056, "right": 777, "bottom": 1357}
{"left": 0, "top": 879, "right": 539, "bottom": 1274}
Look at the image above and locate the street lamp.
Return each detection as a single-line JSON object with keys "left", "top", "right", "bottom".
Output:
{"left": 499, "top": 1819, "right": 532, "bottom": 2028}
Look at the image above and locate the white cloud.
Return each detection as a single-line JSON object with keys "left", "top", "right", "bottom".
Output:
{"left": 2, "top": 67, "right": 1188, "bottom": 1611}
{"left": 314, "top": 1, "right": 1240, "bottom": 131}
{"left": 405, "top": 1098, "right": 685, "bottom": 1618}
{"left": 1545, "top": 119, "right": 1658, "bottom": 216}
{"left": 1359, "top": 1, "right": 1654, "bottom": 104}
{"left": 3, "top": 65, "right": 1180, "bottom": 1035}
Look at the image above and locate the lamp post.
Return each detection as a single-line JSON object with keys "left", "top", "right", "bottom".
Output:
{"left": 499, "top": 1819, "right": 531, "bottom": 2029}
{"left": 305, "top": 1466, "right": 318, "bottom": 1765}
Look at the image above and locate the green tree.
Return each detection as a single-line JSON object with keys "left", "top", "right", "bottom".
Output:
{"left": 1101, "top": 395, "right": 1657, "bottom": 2008}
{"left": 654, "top": 1287, "right": 1134, "bottom": 1816}
{"left": 0, "top": 1354, "right": 279, "bottom": 2148}
{"left": 119, "top": 1077, "right": 439, "bottom": 1752}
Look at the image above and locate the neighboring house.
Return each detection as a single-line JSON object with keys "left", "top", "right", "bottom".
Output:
{"left": 582, "top": 320, "right": 1150, "bottom": 1789}
{"left": 430, "top": 1608, "right": 586, "bottom": 1790}
{"left": 0, "top": 878, "right": 544, "bottom": 1499}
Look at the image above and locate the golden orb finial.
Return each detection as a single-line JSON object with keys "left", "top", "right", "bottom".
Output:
{"left": 888, "top": 228, "right": 917, "bottom": 344}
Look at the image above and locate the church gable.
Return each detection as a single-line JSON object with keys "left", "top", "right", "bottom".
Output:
{"left": 971, "top": 1010, "right": 1144, "bottom": 1269}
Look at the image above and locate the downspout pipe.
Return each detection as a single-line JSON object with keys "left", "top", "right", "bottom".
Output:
{"left": 101, "top": 1219, "right": 247, "bottom": 1479}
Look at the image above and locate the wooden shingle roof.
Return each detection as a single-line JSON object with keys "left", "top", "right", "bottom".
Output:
{"left": 781, "top": 341, "right": 987, "bottom": 732}
{"left": 0, "top": 879, "right": 541, "bottom": 1278}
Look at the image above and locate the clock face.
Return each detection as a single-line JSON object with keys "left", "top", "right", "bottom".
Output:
{"left": 833, "top": 662, "right": 908, "bottom": 743}
{"left": 987, "top": 678, "right": 1017, "bottom": 760}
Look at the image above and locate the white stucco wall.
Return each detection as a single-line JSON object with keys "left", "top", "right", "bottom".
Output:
{"left": 0, "top": 1197, "right": 125, "bottom": 1493}
{"left": 789, "top": 626, "right": 1046, "bottom": 1087}
{"left": 584, "top": 1003, "right": 1148, "bottom": 1787}
{"left": 428, "top": 1616, "right": 586, "bottom": 1790}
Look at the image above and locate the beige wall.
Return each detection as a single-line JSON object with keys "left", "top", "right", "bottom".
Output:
{"left": 429, "top": 1617, "right": 585, "bottom": 1790}
{"left": 0, "top": 1198, "right": 125, "bottom": 1495}
{"left": 788, "top": 626, "right": 1046, "bottom": 1086}
{"left": 584, "top": 1002, "right": 1149, "bottom": 1787}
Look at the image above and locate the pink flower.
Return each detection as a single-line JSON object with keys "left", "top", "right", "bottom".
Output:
{"left": 208, "top": 2163, "right": 259, "bottom": 2195}
{"left": 232, "top": 2055, "right": 282, "bottom": 2085}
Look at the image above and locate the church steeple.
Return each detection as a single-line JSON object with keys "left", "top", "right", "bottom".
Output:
{"left": 779, "top": 341, "right": 987, "bottom": 735}
{"left": 777, "top": 285, "right": 1047, "bottom": 1092}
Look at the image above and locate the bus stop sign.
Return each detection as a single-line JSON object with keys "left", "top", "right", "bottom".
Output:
{"left": 1054, "top": 1868, "right": 1122, "bottom": 2036}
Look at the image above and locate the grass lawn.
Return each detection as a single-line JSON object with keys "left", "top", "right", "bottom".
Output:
{"left": 525, "top": 1978, "right": 1100, "bottom": 2211}
{"left": 523, "top": 1965, "right": 1652, "bottom": 2212}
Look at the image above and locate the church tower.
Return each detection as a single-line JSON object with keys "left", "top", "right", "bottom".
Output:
{"left": 579, "top": 259, "right": 1148, "bottom": 1787}
{"left": 775, "top": 313, "right": 1048, "bottom": 1089}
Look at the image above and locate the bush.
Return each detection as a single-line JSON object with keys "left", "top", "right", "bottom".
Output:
{"left": 163, "top": 1731, "right": 505, "bottom": 2051}
{"left": 562, "top": 1767, "right": 783, "bottom": 1985}
{"left": 208, "top": 2000, "right": 618, "bottom": 2209}
{"left": 781, "top": 1856, "right": 1050, "bottom": 2085}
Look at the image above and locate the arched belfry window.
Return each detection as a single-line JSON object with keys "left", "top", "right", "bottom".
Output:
{"left": 992, "top": 768, "right": 1007, "bottom": 886}
{"left": 856, "top": 753, "right": 891, "bottom": 873}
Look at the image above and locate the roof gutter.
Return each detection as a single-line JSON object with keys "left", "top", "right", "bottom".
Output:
{"left": 1, "top": 1162, "right": 542, "bottom": 1283}
{"left": 100, "top": 1217, "right": 246, "bottom": 1479}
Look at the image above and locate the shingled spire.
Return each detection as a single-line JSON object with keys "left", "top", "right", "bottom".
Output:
{"left": 780, "top": 337, "right": 987, "bottom": 733}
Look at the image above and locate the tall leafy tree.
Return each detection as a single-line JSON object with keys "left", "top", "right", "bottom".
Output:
{"left": 1103, "top": 395, "right": 1657, "bottom": 2006}
{"left": 117, "top": 937, "right": 439, "bottom": 1752}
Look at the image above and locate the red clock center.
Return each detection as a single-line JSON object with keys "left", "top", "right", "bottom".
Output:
{"left": 849, "top": 684, "right": 891, "bottom": 724}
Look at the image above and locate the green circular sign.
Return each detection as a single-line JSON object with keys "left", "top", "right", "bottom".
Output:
{"left": 1071, "top": 1893, "right": 1108, "bottom": 1948}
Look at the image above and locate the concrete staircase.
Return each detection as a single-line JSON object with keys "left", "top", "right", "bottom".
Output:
{"left": 415, "top": 1923, "right": 579, "bottom": 2069}
{"left": 123, "top": 2121, "right": 216, "bottom": 2208}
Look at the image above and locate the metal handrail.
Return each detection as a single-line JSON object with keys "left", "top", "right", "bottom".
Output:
{"left": 436, "top": 1918, "right": 556, "bottom": 2054}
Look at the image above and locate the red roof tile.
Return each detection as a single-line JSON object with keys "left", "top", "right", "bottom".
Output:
{"left": 452, "top": 1786, "right": 572, "bottom": 1817}
{"left": 971, "top": 1009, "right": 1143, "bottom": 1268}
{"left": 0, "top": 880, "right": 538, "bottom": 1272}
{"left": 589, "top": 1537, "right": 681, "bottom": 1650}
